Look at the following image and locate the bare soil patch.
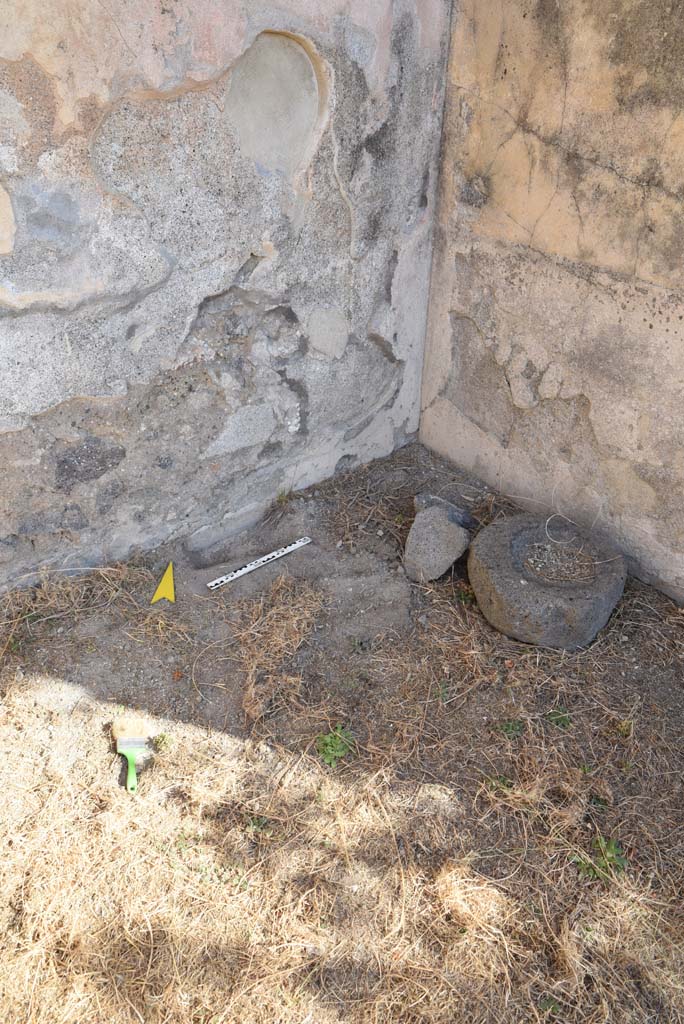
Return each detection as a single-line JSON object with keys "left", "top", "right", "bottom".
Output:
{"left": 1, "top": 445, "right": 683, "bottom": 1023}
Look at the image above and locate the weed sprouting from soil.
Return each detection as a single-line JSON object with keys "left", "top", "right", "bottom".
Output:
{"left": 316, "top": 724, "right": 354, "bottom": 768}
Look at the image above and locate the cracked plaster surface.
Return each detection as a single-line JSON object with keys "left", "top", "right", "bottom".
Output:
{"left": 0, "top": 1, "right": 450, "bottom": 585}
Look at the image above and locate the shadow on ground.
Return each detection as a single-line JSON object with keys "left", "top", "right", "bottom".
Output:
{"left": 1, "top": 445, "right": 683, "bottom": 1023}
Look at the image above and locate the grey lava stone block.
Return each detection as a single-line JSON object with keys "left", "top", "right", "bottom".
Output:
{"left": 468, "top": 514, "right": 627, "bottom": 650}
{"left": 404, "top": 505, "right": 471, "bottom": 582}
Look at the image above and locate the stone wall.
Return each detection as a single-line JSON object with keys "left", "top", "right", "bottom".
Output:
{"left": 422, "top": 0, "right": 684, "bottom": 601}
{"left": 6, "top": 0, "right": 683, "bottom": 603}
{"left": 0, "top": 0, "right": 449, "bottom": 584}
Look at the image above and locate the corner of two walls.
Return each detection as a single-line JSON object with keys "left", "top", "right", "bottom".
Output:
{"left": 421, "top": 0, "right": 684, "bottom": 602}
{"left": 0, "top": 0, "right": 450, "bottom": 586}
{"left": 4, "top": 0, "right": 681, "bottom": 603}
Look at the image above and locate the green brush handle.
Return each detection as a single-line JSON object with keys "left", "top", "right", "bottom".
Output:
{"left": 124, "top": 752, "right": 138, "bottom": 793}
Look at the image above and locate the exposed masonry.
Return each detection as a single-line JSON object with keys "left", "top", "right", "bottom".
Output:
{"left": 0, "top": 8, "right": 450, "bottom": 586}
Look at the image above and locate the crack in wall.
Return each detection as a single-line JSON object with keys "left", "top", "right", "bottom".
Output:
{"left": 454, "top": 83, "right": 684, "bottom": 205}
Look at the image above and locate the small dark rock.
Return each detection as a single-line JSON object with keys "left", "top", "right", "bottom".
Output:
{"left": 96, "top": 478, "right": 125, "bottom": 514}
{"left": 55, "top": 435, "right": 126, "bottom": 492}
{"left": 413, "top": 492, "right": 477, "bottom": 530}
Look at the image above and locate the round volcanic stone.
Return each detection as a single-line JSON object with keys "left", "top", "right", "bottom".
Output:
{"left": 468, "top": 514, "right": 627, "bottom": 650}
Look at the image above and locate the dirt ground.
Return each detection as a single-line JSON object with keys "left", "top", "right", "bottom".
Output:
{"left": 1, "top": 444, "right": 683, "bottom": 1024}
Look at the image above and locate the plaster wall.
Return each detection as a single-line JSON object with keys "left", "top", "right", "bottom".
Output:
{"left": 422, "top": 0, "right": 684, "bottom": 601}
{"left": 0, "top": 0, "right": 449, "bottom": 583}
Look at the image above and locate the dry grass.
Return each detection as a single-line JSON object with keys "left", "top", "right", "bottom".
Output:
{"left": 0, "top": 565, "right": 155, "bottom": 659}
{"left": 312, "top": 451, "right": 514, "bottom": 555}
{"left": 319, "top": 476, "right": 416, "bottom": 551}
{"left": 1, "top": 664, "right": 682, "bottom": 1024}
{"left": 226, "top": 575, "right": 324, "bottom": 722}
{"left": 1, "top": 483, "right": 683, "bottom": 1023}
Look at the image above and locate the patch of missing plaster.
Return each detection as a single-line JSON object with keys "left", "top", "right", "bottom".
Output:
{"left": 459, "top": 175, "right": 490, "bottom": 209}
{"left": 275, "top": 368, "right": 308, "bottom": 434}
{"left": 342, "top": 374, "right": 402, "bottom": 443}
{"left": 184, "top": 285, "right": 303, "bottom": 369}
{"left": 444, "top": 312, "right": 515, "bottom": 445}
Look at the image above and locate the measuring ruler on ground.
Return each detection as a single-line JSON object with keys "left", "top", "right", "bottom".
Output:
{"left": 206, "top": 536, "right": 312, "bottom": 591}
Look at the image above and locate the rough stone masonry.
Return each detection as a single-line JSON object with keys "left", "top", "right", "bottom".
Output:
{"left": 0, "top": 0, "right": 449, "bottom": 586}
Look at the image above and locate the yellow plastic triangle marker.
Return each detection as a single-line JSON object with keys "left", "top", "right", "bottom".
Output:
{"left": 151, "top": 562, "right": 175, "bottom": 604}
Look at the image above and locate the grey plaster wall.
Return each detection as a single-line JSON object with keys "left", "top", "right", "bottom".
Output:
{"left": 0, "top": 1, "right": 450, "bottom": 584}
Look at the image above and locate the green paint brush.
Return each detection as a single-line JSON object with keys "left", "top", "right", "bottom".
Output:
{"left": 112, "top": 716, "right": 151, "bottom": 793}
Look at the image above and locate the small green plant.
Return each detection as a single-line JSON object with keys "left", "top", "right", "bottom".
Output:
{"left": 175, "top": 829, "right": 196, "bottom": 853}
{"left": 153, "top": 732, "right": 173, "bottom": 753}
{"left": 615, "top": 719, "right": 633, "bottom": 739}
{"left": 455, "top": 583, "right": 475, "bottom": 605}
{"left": 316, "top": 724, "right": 354, "bottom": 768}
{"left": 224, "top": 865, "right": 249, "bottom": 891}
{"left": 589, "top": 793, "right": 609, "bottom": 809}
{"left": 500, "top": 719, "right": 524, "bottom": 739}
{"left": 572, "top": 835, "right": 628, "bottom": 881}
{"left": 276, "top": 489, "right": 292, "bottom": 507}
{"left": 580, "top": 763, "right": 594, "bottom": 775}
{"left": 244, "top": 814, "right": 273, "bottom": 838}
{"left": 547, "top": 707, "right": 571, "bottom": 729}
{"left": 486, "top": 774, "right": 513, "bottom": 791}
{"left": 540, "top": 995, "right": 560, "bottom": 1014}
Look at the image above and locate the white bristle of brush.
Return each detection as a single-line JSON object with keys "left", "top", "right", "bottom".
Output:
{"left": 111, "top": 716, "right": 151, "bottom": 743}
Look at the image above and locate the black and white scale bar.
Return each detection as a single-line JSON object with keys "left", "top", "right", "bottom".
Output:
{"left": 206, "top": 536, "right": 312, "bottom": 590}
